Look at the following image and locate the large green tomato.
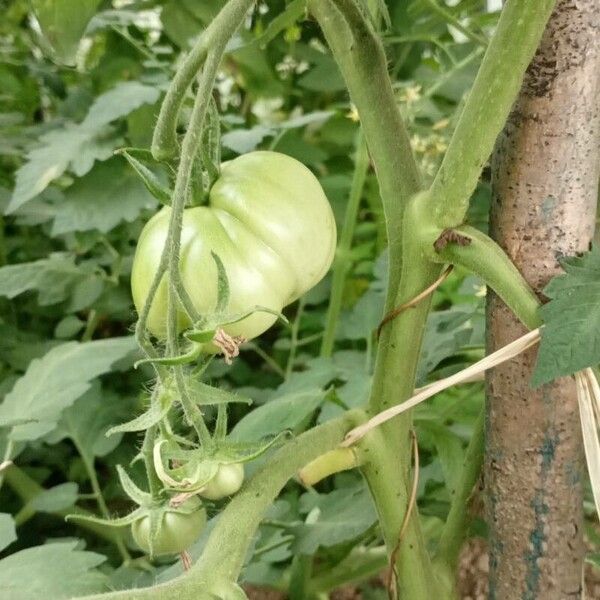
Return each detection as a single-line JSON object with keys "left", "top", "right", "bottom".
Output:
{"left": 132, "top": 151, "right": 337, "bottom": 341}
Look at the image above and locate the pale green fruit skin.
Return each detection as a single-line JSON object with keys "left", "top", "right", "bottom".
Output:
{"left": 131, "top": 505, "right": 207, "bottom": 556}
{"left": 199, "top": 463, "right": 245, "bottom": 501}
{"left": 131, "top": 151, "right": 337, "bottom": 340}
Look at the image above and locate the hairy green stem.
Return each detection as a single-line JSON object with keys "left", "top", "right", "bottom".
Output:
{"left": 73, "top": 437, "right": 131, "bottom": 562}
{"left": 309, "top": 0, "right": 421, "bottom": 298}
{"left": 427, "top": 0, "right": 557, "bottom": 228}
{"left": 309, "top": 3, "right": 436, "bottom": 597}
{"left": 151, "top": 0, "right": 256, "bottom": 160}
{"left": 431, "top": 225, "right": 541, "bottom": 330}
{"left": 320, "top": 131, "right": 369, "bottom": 358}
{"left": 141, "top": 425, "right": 162, "bottom": 499}
{"left": 285, "top": 296, "right": 305, "bottom": 379}
{"left": 434, "top": 404, "right": 485, "bottom": 573}
{"left": 78, "top": 413, "right": 359, "bottom": 599}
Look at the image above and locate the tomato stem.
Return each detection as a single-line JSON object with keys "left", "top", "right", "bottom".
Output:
{"left": 320, "top": 130, "right": 369, "bottom": 359}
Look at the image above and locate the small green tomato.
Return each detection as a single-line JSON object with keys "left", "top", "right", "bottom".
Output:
{"left": 199, "top": 463, "right": 245, "bottom": 501}
{"left": 131, "top": 499, "right": 207, "bottom": 556}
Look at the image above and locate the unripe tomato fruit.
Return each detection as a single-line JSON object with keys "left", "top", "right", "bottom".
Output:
{"left": 131, "top": 151, "right": 337, "bottom": 340}
{"left": 199, "top": 463, "right": 244, "bottom": 501}
{"left": 131, "top": 500, "right": 206, "bottom": 556}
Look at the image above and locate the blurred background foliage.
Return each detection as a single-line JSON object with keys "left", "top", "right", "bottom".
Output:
{"left": 0, "top": 1, "right": 561, "bottom": 597}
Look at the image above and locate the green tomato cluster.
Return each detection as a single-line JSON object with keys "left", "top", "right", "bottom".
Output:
{"left": 131, "top": 151, "right": 337, "bottom": 341}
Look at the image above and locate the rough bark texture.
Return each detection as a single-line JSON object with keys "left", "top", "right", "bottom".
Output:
{"left": 486, "top": 1, "right": 600, "bottom": 598}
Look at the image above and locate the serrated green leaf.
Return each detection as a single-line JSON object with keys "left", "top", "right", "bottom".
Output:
{"left": 533, "top": 246, "right": 600, "bottom": 386}
{"left": 0, "top": 337, "right": 137, "bottom": 441}
{"left": 8, "top": 125, "right": 116, "bottom": 213}
{"left": 28, "top": 482, "right": 78, "bottom": 513}
{"left": 293, "top": 484, "right": 377, "bottom": 554}
{"left": 231, "top": 389, "right": 324, "bottom": 442}
{"left": 8, "top": 82, "right": 160, "bottom": 213}
{"left": 0, "top": 540, "right": 108, "bottom": 599}
{"left": 82, "top": 82, "right": 160, "bottom": 129}
{"left": 221, "top": 125, "right": 274, "bottom": 154}
{"left": 32, "top": 0, "right": 102, "bottom": 65}
{"left": 0, "top": 253, "right": 99, "bottom": 306}
{"left": 0, "top": 513, "right": 16, "bottom": 553}
{"left": 48, "top": 383, "right": 131, "bottom": 461}
{"left": 52, "top": 157, "right": 158, "bottom": 234}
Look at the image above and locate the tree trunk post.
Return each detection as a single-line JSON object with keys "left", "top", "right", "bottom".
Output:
{"left": 487, "top": 1, "right": 600, "bottom": 598}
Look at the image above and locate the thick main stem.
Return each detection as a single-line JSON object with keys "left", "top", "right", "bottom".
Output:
{"left": 309, "top": 3, "right": 438, "bottom": 597}
{"left": 426, "top": 0, "right": 556, "bottom": 229}
{"left": 487, "top": 1, "right": 600, "bottom": 596}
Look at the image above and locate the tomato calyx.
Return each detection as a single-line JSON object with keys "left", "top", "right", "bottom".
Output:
{"left": 133, "top": 304, "right": 288, "bottom": 369}
{"left": 152, "top": 405, "right": 291, "bottom": 496}
{"left": 66, "top": 464, "right": 208, "bottom": 558}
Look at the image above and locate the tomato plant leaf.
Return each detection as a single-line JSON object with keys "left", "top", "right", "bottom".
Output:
{"left": 8, "top": 82, "right": 160, "bottom": 213}
{"left": 27, "top": 483, "right": 79, "bottom": 513}
{"left": 292, "top": 484, "right": 377, "bottom": 554}
{"left": 0, "top": 254, "right": 100, "bottom": 306}
{"left": 32, "top": 0, "right": 102, "bottom": 65}
{"left": 231, "top": 389, "right": 325, "bottom": 442}
{"left": 0, "top": 337, "right": 137, "bottom": 441}
{"left": 532, "top": 246, "right": 600, "bottom": 386}
{"left": 8, "top": 125, "right": 117, "bottom": 213}
{"left": 81, "top": 82, "right": 161, "bottom": 130}
{"left": 52, "top": 158, "right": 158, "bottom": 234}
{"left": 0, "top": 540, "right": 108, "bottom": 599}
{"left": 0, "top": 514, "right": 16, "bottom": 553}
{"left": 48, "top": 384, "right": 130, "bottom": 461}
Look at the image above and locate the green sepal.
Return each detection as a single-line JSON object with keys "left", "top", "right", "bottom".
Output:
{"left": 134, "top": 341, "right": 202, "bottom": 368}
{"left": 153, "top": 440, "right": 220, "bottom": 492}
{"left": 187, "top": 380, "right": 252, "bottom": 407}
{"left": 117, "top": 465, "right": 153, "bottom": 507}
{"left": 186, "top": 306, "right": 289, "bottom": 343}
{"left": 212, "top": 252, "right": 230, "bottom": 314}
{"left": 116, "top": 149, "right": 172, "bottom": 204}
{"left": 201, "top": 99, "right": 222, "bottom": 189}
{"left": 106, "top": 389, "right": 174, "bottom": 435}
{"left": 66, "top": 506, "right": 144, "bottom": 528}
{"left": 214, "top": 404, "right": 227, "bottom": 440}
{"left": 214, "top": 431, "right": 292, "bottom": 464}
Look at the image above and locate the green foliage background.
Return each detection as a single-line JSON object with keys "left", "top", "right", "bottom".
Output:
{"left": 3, "top": 0, "right": 580, "bottom": 597}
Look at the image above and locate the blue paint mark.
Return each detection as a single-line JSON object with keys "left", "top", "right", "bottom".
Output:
{"left": 522, "top": 429, "right": 557, "bottom": 599}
